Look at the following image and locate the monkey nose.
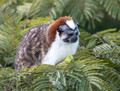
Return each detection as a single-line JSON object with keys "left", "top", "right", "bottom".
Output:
{"left": 69, "top": 36, "right": 78, "bottom": 43}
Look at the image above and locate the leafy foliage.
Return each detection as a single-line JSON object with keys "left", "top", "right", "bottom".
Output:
{"left": 50, "top": 0, "right": 104, "bottom": 30}
{"left": 50, "top": 0, "right": 120, "bottom": 31}
{"left": 0, "top": 9, "right": 23, "bottom": 67}
{"left": 17, "top": 0, "right": 56, "bottom": 18}
{"left": 0, "top": 55, "right": 120, "bottom": 91}
{"left": 83, "top": 29, "right": 120, "bottom": 73}
{"left": 98, "top": 0, "right": 120, "bottom": 20}
{"left": 1, "top": 0, "right": 120, "bottom": 31}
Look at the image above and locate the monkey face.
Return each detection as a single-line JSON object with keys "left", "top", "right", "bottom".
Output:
{"left": 57, "top": 23, "right": 80, "bottom": 43}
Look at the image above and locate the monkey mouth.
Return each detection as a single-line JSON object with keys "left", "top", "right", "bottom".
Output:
{"left": 63, "top": 38, "right": 78, "bottom": 43}
{"left": 69, "top": 39, "right": 78, "bottom": 43}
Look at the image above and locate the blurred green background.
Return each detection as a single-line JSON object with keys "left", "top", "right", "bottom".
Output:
{"left": 0, "top": 0, "right": 120, "bottom": 33}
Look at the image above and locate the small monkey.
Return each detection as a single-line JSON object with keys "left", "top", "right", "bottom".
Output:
{"left": 14, "top": 17, "right": 80, "bottom": 70}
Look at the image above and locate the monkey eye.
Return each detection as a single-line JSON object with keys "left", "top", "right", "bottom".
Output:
{"left": 57, "top": 28, "right": 63, "bottom": 35}
{"left": 68, "top": 33, "right": 74, "bottom": 36}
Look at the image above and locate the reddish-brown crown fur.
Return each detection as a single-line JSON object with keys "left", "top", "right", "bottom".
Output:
{"left": 48, "top": 17, "right": 72, "bottom": 43}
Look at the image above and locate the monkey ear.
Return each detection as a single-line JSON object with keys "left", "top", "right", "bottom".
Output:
{"left": 76, "top": 22, "right": 80, "bottom": 27}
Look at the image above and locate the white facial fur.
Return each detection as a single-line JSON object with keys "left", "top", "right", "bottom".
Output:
{"left": 60, "top": 33, "right": 68, "bottom": 40}
{"left": 42, "top": 32, "right": 79, "bottom": 65}
{"left": 66, "top": 20, "right": 76, "bottom": 30}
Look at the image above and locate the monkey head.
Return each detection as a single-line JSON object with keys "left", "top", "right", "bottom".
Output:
{"left": 57, "top": 20, "right": 80, "bottom": 43}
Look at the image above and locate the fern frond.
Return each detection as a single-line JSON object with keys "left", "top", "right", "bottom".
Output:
{"left": 98, "top": 0, "right": 120, "bottom": 20}
{"left": 85, "top": 29, "right": 120, "bottom": 66}
{"left": 0, "top": 0, "right": 17, "bottom": 8}
{"left": 0, "top": 12, "right": 23, "bottom": 67}
{"left": 17, "top": 0, "right": 56, "bottom": 19}
{"left": 93, "top": 43, "right": 120, "bottom": 65}
{"left": 50, "top": 0, "right": 104, "bottom": 30}
{"left": 0, "top": 52, "right": 120, "bottom": 91}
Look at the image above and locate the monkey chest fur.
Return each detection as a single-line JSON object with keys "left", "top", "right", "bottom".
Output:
{"left": 42, "top": 33, "right": 79, "bottom": 65}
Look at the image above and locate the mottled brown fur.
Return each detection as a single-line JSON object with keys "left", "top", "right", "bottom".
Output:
{"left": 14, "top": 24, "right": 50, "bottom": 70}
